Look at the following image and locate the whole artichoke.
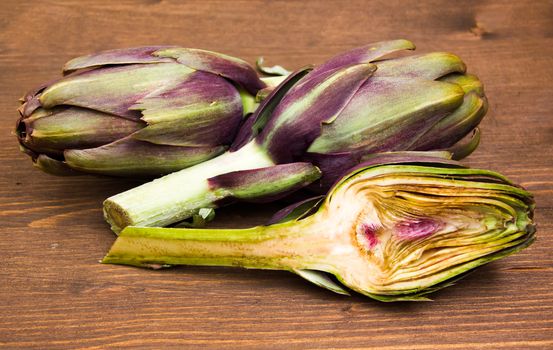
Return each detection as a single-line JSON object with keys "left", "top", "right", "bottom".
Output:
{"left": 16, "top": 46, "right": 265, "bottom": 176}
{"left": 248, "top": 39, "right": 487, "bottom": 188}
{"left": 103, "top": 39, "right": 488, "bottom": 233}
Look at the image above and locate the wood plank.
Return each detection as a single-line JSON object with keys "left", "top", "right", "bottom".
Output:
{"left": 1, "top": 0, "right": 552, "bottom": 348}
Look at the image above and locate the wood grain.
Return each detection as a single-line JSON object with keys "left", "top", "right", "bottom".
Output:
{"left": 1, "top": 0, "right": 552, "bottom": 349}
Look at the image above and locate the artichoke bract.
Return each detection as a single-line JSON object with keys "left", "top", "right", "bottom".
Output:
{"left": 103, "top": 39, "right": 488, "bottom": 233}
{"left": 103, "top": 156, "right": 535, "bottom": 301}
{"left": 16, "top": 47, "right": 266, "bottom": 176}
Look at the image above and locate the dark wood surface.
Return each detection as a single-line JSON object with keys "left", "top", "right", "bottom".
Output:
{"left": 1, "top": 1, "right": 552, "bottom": 348}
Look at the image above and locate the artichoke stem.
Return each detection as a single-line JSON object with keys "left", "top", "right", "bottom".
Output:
{"left": 102, "top": 217, "right": 322, "bottom": 270}
{"left": 103, "top": 141, "right": 275, "bottom": 233}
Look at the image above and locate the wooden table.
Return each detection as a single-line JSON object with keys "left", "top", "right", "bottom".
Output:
{"left": 1, "top": 1, "right": 552, "bottom": 348}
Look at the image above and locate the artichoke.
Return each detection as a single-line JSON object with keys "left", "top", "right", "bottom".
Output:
{"left": 16, "top": 46, "right": 267, "bottom": 176}
{"left": 103, "top": 155, "right": 535, "bottom": 301}
{"left": 103, "top": 39, "right": 488, "bottom": 233}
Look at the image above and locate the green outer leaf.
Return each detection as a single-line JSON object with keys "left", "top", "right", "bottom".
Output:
{"left": 441, "top": 74, "right": 485, "bottom": 96}
{"left": 22, "top": 107, "right": 142, "bottom": 151}
{"left": 256, "top": 57, "right": 292, "bottom": 76}
{"left": 153, "top": 47, "right": 265, "bottom": 94}
{"left": 447, "top": 128, "right": 481, "bottom": 160}
{"left": 34, "top": 154, "right": 81, "bottom": 176}
{"left": 307, "top": 77, "right": 465, "bottom": 154}
{"left": 411, "top": 74, "right": 487, "bottom": 153}
{"left": 64, "top": 138, "right": 227, "bottom": 177}
{"left": 62, "top": 46, "right": 174, "bottom": 73}
{"left": 374, "top": 52, "right": 466, "bottom": 79}
{"left": 294, "top": 269, "right": 351, "bottom": 296}
{"left": 209, "top": 163, "right": 321, "bottom": 201}
{"left": 40, "top": 63, "right": 195, "bottom": 117}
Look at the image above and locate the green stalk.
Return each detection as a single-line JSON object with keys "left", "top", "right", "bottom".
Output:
{"left": 103, "top": 216, "right": 328, "bottom": 271}
{"left": 238, "top": 87, "right": 258, "bottom": 115}
{"left": 104, "top": 141, "right": 276, "bottom": 233}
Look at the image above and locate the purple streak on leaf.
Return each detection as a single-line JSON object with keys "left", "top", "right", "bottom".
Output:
{"left": 208, "top": 163, "right": 321, "bottom": 203}
{"left": 230, "top": 67, "right": 312, "bottom": 152}
{"left": 131, "top": 70, "right": 243, "bottom": 147}
{"left": 19, "top": 106, "right": 143, "bottom": 155}
{"left": 301, "top": 152, "right": 362, "bottom": 193}
{"left": 395, "top": 219, "right": 443, "bottom": 240}
{"left": 258, "top": 63, "right": 375, "bottom": 163}
{"left": 307, "top": 39, "right": 415, "bottom": 81}
{"left": 63, "top": 46, "right": 175, "bottom": 73}
{"left": 305, "top": 151, "right": 464, "bottom": 194}
{"left": 19, "top": 96, "right": 42, "bottom": 117}
{"left": 64, "top": 137, "right": 226, "bottom": 177}
{"left": 155, "top": 48, "right": 265, "bottom": 94}
{"left": 266, "top": 195, "right": 325, "bottom": 225}
{"left": 39, "top": 63, "right": 193, "bottom": 120}
{"left": 230, "top": 116, "right": 257, "bottom": 152}
{"left": 21, "top": 79, "right": 57, "bottom": 103}
{"left": 19, "top": 70, "right": 103, "bottom": 116}
{"left": 21, "top": 84, "right": 47, "bottom": 103}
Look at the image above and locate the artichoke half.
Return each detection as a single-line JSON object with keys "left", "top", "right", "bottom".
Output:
{"left": 103, "top": 156, "right": 535, "bottom": 301}
{"left": 103, "top": 39, "right": 488, "bottom": 233}
{"left": 16, "top": 46, "right": 266, "bottom": 176}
